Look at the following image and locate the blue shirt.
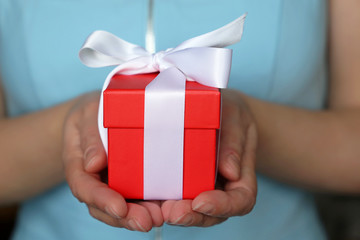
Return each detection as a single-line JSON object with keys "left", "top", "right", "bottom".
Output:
{"left": 0, "top": 0, "right": 327, "bottom": 239}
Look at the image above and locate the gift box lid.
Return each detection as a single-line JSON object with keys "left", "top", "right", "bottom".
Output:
{"left": 103, "top": 73, "right": 221, "bottom": 129}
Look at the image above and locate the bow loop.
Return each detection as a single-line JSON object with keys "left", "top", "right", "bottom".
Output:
{"left": 79, "top": 14, "right": 247, "bottom": 86}
{"left": 162, "top": 47, "right": 232, "bottom": 88}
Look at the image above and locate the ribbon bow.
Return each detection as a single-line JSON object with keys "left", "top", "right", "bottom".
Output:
{"left": 79, "top": 14, "right": 246, "bottom": 200}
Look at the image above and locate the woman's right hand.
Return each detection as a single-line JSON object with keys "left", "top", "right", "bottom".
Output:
{"left": 62, "top": 91, "right": 163, "bottom": 232}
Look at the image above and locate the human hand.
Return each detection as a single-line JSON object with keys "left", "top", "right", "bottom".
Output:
{"left": 161, "top": 89, "right": 257, "bottom": 227}
{"left": 62, "top": 92, "right": 163, "bottom": 232}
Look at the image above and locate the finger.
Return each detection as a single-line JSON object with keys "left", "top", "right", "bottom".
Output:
{"left": 66, "top": 163, "right": 128, "bottom": 218}
{"left": 161, "top": 200, "right": 176, "bottom": 222}
{"left": 162, "top": 200, "right": 227, "bottom": 227}
{"left": 78, "top": 101, "right": 107, "bottom": 173}
{"left": 226, "top": 123, "right": 257, "bottom": 193}
{"left": 192, "top": 188, "right": 255, "bottom": 218}
{"left": 89, "top": 206, "right": 127, "bottom": 228}
{"left": 138, "top": 201, "right": 164, "bottom": 227}
{"left": 126, "top": 202, "right": 154, "bottom": 232}
{"left": 88, "top": 203, "right": 153, "bottom": 232}
{"left": 218, "top": 97, "right": 245, "bottom": 181}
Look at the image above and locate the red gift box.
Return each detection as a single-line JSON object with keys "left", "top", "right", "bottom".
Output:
{"left": 103, "top": 73, "right": 221, "bottom": 199}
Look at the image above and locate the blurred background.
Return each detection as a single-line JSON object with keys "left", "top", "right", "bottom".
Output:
{"left": 316, "top": 195, "right": 360, "bottom": 240}
{"left": 1, "top": 195, "right": 360, "bottom": 239}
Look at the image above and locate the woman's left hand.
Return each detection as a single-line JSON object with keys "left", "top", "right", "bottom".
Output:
{"left": 161, "top": 89, "right": 258, "bottom": 227}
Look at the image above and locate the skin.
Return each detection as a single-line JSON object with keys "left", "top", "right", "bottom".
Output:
{"left": 0, "top": 0, "right": 359, "bottom": 233}
{"left": 0, "top": 86, "right": 74, "bottom": 204}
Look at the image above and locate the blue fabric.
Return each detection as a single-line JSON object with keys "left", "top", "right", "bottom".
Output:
{"left": 0, "top": 0, "right": 327, "bottom": 239}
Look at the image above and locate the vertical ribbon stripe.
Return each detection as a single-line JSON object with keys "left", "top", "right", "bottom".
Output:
{"left": 144, "top": 67, "right": 186, "bottom": 200}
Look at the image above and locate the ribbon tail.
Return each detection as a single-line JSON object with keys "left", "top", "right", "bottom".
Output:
{"left": 97, "top": 65, "right": 128, "bottom": 154}
{"left": 172, "top": 13, "right": 247, "bottom": 51}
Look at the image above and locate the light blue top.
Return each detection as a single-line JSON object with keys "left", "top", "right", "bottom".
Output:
{"left": 0, "top": 0, "right": 328, "bottom": 239}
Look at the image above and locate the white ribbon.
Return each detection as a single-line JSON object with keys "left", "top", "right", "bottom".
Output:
{"left": 79, "top": 14, "right": 246, "bottom": 200}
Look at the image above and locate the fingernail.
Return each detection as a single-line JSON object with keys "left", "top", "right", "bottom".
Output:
{"left": 173, "top": 214, "right": 193, "bottom": 226}
{"left": 193, "top": 202, "right": 215, "bottom": 215}
{"left": 104, "top": 206, "right": 121, "bottom": 219}
{"left": 128, "top": 219, "right": 146, "bottom": 232}
{"left": 84, "top": 148, "right": 97, "bottom": 170}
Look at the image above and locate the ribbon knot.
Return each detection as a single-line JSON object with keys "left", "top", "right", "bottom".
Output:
{"left": 151, "top": 51, "right": 166, "bottom": 71}
{"left": 79, "top": 14, "right": 246, "bottom": 200}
